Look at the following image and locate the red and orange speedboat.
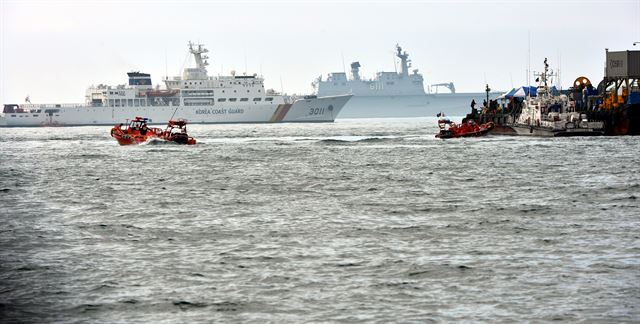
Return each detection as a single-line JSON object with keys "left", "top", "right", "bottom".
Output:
{"left": 110, "top": 117, "right": 163, "bottom": 145}
{"left": 163, "top": 119, "right": 196, "bottom": 145}
{"left": 111, "top": 117, "right": 197, "bottom": 145}
{"left": 436, "top": 118, "right": 494, "bottom": 139}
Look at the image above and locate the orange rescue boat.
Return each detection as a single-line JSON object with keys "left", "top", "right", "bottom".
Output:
{"left": 163, "top": 119, "right": 196, "bottom": 145}
{"left": 110, "top": 117, "right": 163, "bottom": 145}
{"left": 436, "top": 118, "right": 494, "bottom": 139}
{"left": 110, "top": 117, "right": 197, "bottom": 145}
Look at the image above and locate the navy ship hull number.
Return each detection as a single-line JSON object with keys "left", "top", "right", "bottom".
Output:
{"left": 308, "top": 108, "right": 325, "bottom": 115}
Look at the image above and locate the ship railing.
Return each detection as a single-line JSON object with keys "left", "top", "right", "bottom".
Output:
{"left": 20, "top": 103, "right": 84, "bottom": 110}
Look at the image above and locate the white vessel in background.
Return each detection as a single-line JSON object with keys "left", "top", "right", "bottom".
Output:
{"left": 314, "top": 44, "right": 495, "bottom": 118}
{"left": 317, "top": 44, "right": 426, "bottom": 97}
{"left": 508, "top": 59, "right": 604, "bottom": 136}
{"left": 1, "top": 42, "right": 351, "bottom": 127}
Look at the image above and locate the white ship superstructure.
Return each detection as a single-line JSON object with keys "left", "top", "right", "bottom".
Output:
{"left": 315, "top": 44, "right": 426, "bottom": 97}
{"left": 313, "top": 45, "right": 496, "bottom": 118}
{"left": 509, "top": 59, "right": 604, "bottom": 136}
{"left": 1, "top": 42, "right": 351, "bottom": 127}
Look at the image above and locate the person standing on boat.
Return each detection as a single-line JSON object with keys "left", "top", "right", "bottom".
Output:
{"left": 470, "top": 99, "right": 477, "bottom": 115}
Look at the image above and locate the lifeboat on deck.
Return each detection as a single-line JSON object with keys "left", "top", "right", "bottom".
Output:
{"left": 436, "top": 118, "right": 494, "bottom": 139}
{"left": 110, "top": 117, "right": 163, "bottom": 145}
{"left": 163, "top": 119, "right": 196, "bottom": 145}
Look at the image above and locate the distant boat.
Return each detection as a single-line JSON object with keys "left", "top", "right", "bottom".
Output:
{"left": 496, "top": 59, "right": 604, "bottom": 137}
{"left": 314, "top": 44, "right": 498, "bottom": 118}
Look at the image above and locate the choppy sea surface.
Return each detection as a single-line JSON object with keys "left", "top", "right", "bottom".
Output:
{"left": 1, "top": 117, "right": 639, "bottom": 322}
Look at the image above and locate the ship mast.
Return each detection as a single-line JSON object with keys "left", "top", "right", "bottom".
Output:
{"left": 534, "top": 58, "right": 555, "bottom": 98}
{"left": 396, "top": 44, "right": 410, "bottom": 78}
{"left": 188, "top": 41, "right": 210, "bottom": 72}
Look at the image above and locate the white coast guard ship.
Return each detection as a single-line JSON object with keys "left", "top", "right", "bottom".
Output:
{"left": 0, "top": 42, "right": 351, "bottom": 127}
{"left": 314, "top": 44, "right": 493, "bottom": 118}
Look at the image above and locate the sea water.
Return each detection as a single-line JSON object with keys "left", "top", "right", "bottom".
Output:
{"left": 1, "top": 117, "right": 638, "bottom": 322}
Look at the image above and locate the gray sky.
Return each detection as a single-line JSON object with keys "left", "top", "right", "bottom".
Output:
{"left": 1, "top": 0, "right": 638, "bottom": 104}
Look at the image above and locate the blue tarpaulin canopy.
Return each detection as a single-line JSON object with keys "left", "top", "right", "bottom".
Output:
{"left": 504, "top": 86, "right": 537, "bottom": 98}
{"left": 503, "top": 88, "right": 518, "bottom": 98}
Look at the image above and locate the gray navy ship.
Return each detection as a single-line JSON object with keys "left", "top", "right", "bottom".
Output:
{"left": 314, "top": 44, "right": 495, "bottom": 118}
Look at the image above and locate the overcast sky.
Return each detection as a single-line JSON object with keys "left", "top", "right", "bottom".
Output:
{"left": 1, "top": 0, "right": 638, "bottom": 104}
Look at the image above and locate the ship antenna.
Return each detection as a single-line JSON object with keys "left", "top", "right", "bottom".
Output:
{"left": 527, "top": 31, "right": 531, "bottom": 101}
{"left": 544, "top": 57, "right": 549, "bottom": 93}
{"left": 280, "top": 76, "right": 284, "bottom": 94}
{"left": 557, "top": 49, "right": 562, "bottom": 90}
{"left": 393, "top": 50, "right": 398, "bottom": 74}
{"left": 180, "top": 49, "right": 190, "bottom": 76}
{"left": 341, "top": 51, "right": 346, "bottom": 76}
{"left": 169, "top": 105, "right": 179, "bottom": 122}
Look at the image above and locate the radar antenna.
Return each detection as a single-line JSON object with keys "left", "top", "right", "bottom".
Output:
{"left": 533, "top": 57, "right": 556, "bottom": 97}
{"left": 188, "top": 41, "right": 210, "bottom": 70}
{"left": 395, "top": 44, "right": 410, "bottom": 77}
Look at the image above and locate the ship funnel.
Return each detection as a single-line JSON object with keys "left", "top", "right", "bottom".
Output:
{"left": 350, "top": 61, "right": 361, "bottom": 81}
{"left": 127, "top": 72, "right": 152, "bottom": 89}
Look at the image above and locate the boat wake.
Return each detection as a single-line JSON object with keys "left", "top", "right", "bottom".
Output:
{"left": 317, "top": 136, "right": 398, "bottom": 144}
{"left": 143, "top": 138, "right": 198, "bottom": 146}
